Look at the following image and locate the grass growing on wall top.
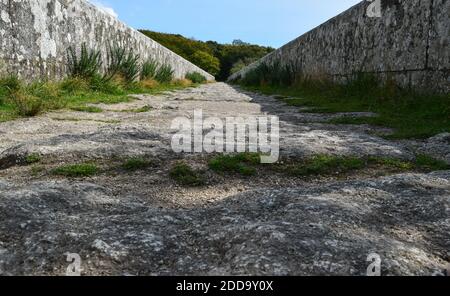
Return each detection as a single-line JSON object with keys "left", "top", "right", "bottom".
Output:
{"left": 235, "top": 63, "right": 450, "bottom": 139}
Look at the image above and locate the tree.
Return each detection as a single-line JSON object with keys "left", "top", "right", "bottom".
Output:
{"left": 191, "top": 51, "right": 220, "bottom": 76}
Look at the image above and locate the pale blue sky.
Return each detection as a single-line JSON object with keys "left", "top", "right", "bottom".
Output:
{"left": 90, "top": 0, "right": 361, "bottom": 48}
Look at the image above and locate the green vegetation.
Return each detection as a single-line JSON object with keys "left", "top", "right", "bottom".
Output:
{"left": 67, "top": 43, "right": 102, "bottom": 79}
{"left": 206, "top": 152, "right": 448, "bottom": 178}
{"left": 141, "top": 59, "right": 158, "bottom": 80}
{"left": 208, "top": 153, "right": 261, "bottom": 176}
{"left": 122, "top": 157, "right": 152, "bottom": 171}
{"left": 185, "top": 72, "right": 207, "bottom": 84}
{"left": 236, "top": 63, "right": 449, "bottom": 139}
{"left": 26, "top": 153, "right": 41, "bottom": 164}
{"left": 288, "top": 155, "right": 366, "bottom": 176}
{"left": 139, "top": 30, "right": 274, "bottom": 80}
{"left": 0, "top": 43, "right": 205, "bottom": 122}
{"left": 154, "top": 64, "right": 174, "bottom": 83}
{"left": 121, "top": 105, "right": 152, "bottom": 113}
{"left": 52, "top": 163, "right": 99, "bottom": 177}
{"left": 286, "top": 155, "right": 449, "bottom": 177}
{"left": 71, "top": 106, "right": 103, "bottom": 113}
{"left": 105, "top": 46, "right": 141, "bottom": 83}
{"left": 169, "top": 162, "right": 205, "bottom": 186}
{"left": 415, "top": 154, "right": 450, "bottom": 171}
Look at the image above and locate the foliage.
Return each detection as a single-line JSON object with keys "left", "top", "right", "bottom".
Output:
{"left": 139, "top": 30, "right": 274, "bottom": 80}
{"left": 141, "top": 59, "right": 158, "bottom": 80}
{"left": 169, "top": 162, "right": 205, "bottom": 186}
{"left": 239, "top": 67, "right": 450, "bottom": 139}
{"left": 208, "top": 153, "right": 261, "bottom": 176}
{"left": 106, "top": 46, "right": 140, "bottom": 83}
{"left": 52, "top": 163, "right": 99, "bottom": 177}
{"left": 185, "top": 72, "right": 207, "bottom": 84}
{"left": 190, "top": 51, "right": 220, "bottom": 76}
{"left": 122, "top": 157, "right": 152, "bottom": 171}
{"left": 67, "top": 43, "right": 102, "bottom": 79}
{"left": 154, "top": 64, "right": 174, "bottom": 83}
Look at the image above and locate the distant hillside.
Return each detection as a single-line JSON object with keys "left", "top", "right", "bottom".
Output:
{"left": 139, "top": 30, "right": 274, "bottom": 81}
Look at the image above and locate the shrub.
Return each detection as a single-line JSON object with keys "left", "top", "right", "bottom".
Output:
{"left": 0, "top": 75, "right": 21, "bottom": 95}
{"left": 89, "top": 74, "right": 124, "bottom": 94}
{"left": 185, "top": 72, "right": 207, "bottom": 84}
{"left": 191, "top": 51, "right": 220, "bottom": 76}
{"left": 141, "top": 59, "right": 158, "bottom": 80}
{"left": 155, "top": 64, "right": 174, "bottom": 83}
{"left": 9, "top": 91, "right": 43, "bottom": 117}
{"left": 26, "top": 82, "right": 66, "bottom": 110}
{"left": 106, "top": 46, "right": 140, "bottom": 83}
{"left": 67, "top": 43, "right": 102, "bottom": 79}
{"left": 60, "top": 77, "right": 90, "bottom": 94}
{"left": 139, "top": 79, "right": 159, "bottom": 89}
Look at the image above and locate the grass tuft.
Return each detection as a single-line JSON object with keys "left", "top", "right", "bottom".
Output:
{"left": 185, "top": 72, "right": 207, "bottom": 84}
{"left": 71, "top": 106, "right": 103, "bottom": 113}
{"left": 288, "top": 155, "right": 365, "bottom": 176}
{"left": 122, "top": 157, "right": 152, "bottom": 171}
{"left": 52, "top": 163, "right": 99, "bottom": 177}
{"left": 169, "top": 162, "right": 205, "bottom": 186}
{"left": 26, "top": 153, "right": 41, "bottom": 164}
{"left": 208, "top": 153, "right": 260, "bottom": 176}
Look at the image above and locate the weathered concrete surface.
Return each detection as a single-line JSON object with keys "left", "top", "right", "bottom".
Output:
{"left": 0, "top": 83, "right": 449, "bottom": 275}
{"left": 0, "top": 171, "right": 448, "bottom": 276}
{"left": 0, "top": 0, "right": 214, "bottom": 81}
{"left": 229, "top": 0, "right": 449, "bottom": 92}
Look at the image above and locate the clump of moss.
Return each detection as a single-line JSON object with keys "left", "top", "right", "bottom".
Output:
{"left": 208, "top": 153, "right": 261, "bottom": 176}
{"left": 169, "top": 162, "right": 205, "bottom": 186}
{"left": 52, "top": 163, "right": 99, "bottom": 177}
{"left": 122, "top": 157, "right": 152, "bottom": 171}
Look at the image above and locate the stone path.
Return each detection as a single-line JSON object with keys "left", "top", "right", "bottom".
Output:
{"left": 0, "top": 83, "right": 448, "bottom": 275}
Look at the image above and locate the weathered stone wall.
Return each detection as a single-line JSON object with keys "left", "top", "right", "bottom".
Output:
{"left": 0, "top": 0, "right": 214, "bottom": 81}
{"left": 229, "top": 0, "right": 449, "bottom": 92}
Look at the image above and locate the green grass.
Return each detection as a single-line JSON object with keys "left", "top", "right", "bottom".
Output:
{"left": 120, "top": 105, "right": 152, "bottom": 113}
{"left": 52, "top": 163, "right": 99, "bottom": 177}
{"left": 0, "top": 76, "right": 195, "bottom": 123}
{"left": 185, "top": 72, "right": 207, "bottom": 84}
{"left": 26, "top": 153, "right": 42, "bottom": 165}
{"left": 415, "top": 154, "right": 450, "bottom": 171}
{"left": 71, "top": 106, "right": 103, "bottom": 113}
{"left": 287, "top": 155, "right": 366, "bottom": 176}
{"left": 169, "top": 162, "right": 205, "bottom": 186}
{"left": 122, "top": 157, "right": 152, "bottom": 171}
{"left": 285, "top": 155, "right": 449, "bottom": 177}
{"left": 208, "top": 153, "right": 261, "bottom": 176}
{"left": 241, "top": 78, "right": 449, "bottom": 139}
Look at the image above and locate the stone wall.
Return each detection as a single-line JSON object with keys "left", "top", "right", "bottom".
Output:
{"left": 0, "top": 0, "right": 214, "bottom": 81}
{"left": 229, "top": 0, "right": 449, "bottom": 92}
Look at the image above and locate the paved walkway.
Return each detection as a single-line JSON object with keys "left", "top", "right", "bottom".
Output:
{"left": 0, "top": 83, "right": 448, "bottom": 275}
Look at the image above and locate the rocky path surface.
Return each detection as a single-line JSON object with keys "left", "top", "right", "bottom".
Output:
{"left": 0, "top": 83, "right": 448, "bottom": 275}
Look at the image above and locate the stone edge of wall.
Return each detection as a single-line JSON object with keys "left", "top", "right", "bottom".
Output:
{"left": 228, "top": 0, "right": 449, "bottom": 93}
